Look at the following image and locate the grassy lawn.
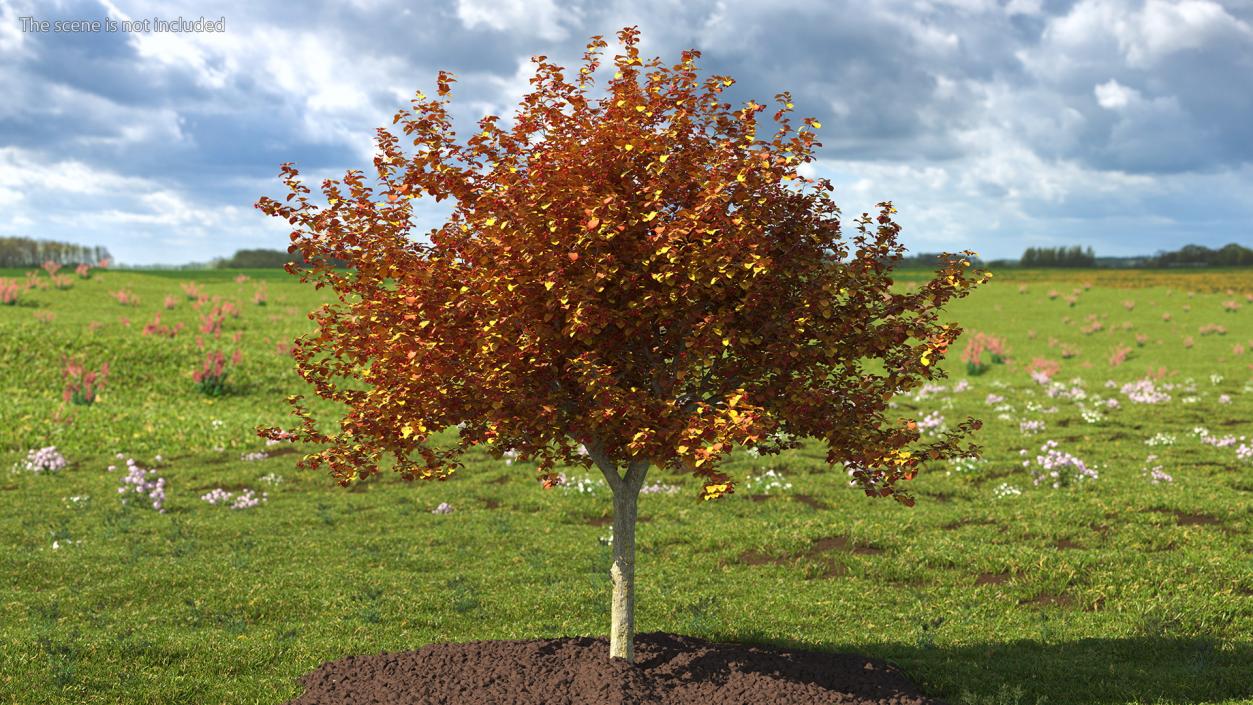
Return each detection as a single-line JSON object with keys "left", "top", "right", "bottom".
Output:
{"left": 1, "top": 268, "right": 1250, "bottom": 704}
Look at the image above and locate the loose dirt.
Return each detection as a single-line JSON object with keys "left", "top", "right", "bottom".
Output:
{"left": 285, "top": 631, "right": 946, "bottom": 704}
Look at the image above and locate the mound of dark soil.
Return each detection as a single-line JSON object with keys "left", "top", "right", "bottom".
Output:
{"left": 286, "top": 631, "right": 945, "bottom": 705}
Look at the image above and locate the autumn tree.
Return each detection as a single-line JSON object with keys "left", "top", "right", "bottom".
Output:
{"left": 256, "top": 27, "right": 987, "bottom": 663}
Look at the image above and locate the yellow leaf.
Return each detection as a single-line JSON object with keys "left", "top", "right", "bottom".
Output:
{"left": 401, "top": 425, "right": 413, "bottom": 438}
{"left": 642, "top": 211, "right": 658, "bottom": 222}
{"left": 658, "top": 155, "right": 668, "bottom": 163}
{"left": 812, "top": 120, "right": 822, "bottom": 128}
{"left": 624, "top": 144, "right": 634, "bottom": 151}
{"left": 544, "top": 281, "right": 555, "bottom": 290}
{"left": 485, "top": 217, "right": 496, "bottom": 226}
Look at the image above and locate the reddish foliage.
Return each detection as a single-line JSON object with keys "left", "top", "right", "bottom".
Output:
{"left": 62, "top": 357, "right": 108, "bottom": 405}
{"left": 255, "top": 27, "right": 986, "bottom": 504}
{"left": 142, "top": 313, "right": 185, "bottom": 338}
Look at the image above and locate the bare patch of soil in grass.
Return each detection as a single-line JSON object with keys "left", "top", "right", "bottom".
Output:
{"left": 941, "top": 518, "right": 999, "bottom": 531}
{"left": 733, "top": 535, "right": 883, "bottom": 574}
{"left": 793, "top": 494, "right": 830, "bottom": 510}
{"left": 1054, "top": 538, "right": 1083, "bottom": 550}
{"left": 1175, "top": 512, "right": 1222, "bottom": 526}
{"left": 1019, "top": 593, "right": 1073, "bottom": 608}
{"left": 974, "top": 572, "right": 1011, "bottom": 586}
{"left": 1143, "top": 508, "right": 1224, "bottom": 527}
{"left": 264, "top": 445, "right": 301, "bottom": 458}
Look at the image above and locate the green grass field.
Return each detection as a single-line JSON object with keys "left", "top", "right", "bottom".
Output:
{"left": 1, "top": 267, "right": 1250, "bottom": 705}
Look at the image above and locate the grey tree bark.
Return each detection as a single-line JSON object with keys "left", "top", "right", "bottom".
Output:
{"left": 588, "top": 444, "right": 650, "bottom": 662}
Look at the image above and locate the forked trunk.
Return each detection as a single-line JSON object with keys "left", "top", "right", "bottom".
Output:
{"left": 593, "top": 454, "right": 649, "bottom": 662}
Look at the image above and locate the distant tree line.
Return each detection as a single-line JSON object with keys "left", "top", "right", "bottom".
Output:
{"left": 214, "top": 248, "right": 294, "bottom": 268}
{"left": 1005, "top": 242, "right": 1253, "bottom": 268}
{"left": 884, "top": 252, "right": 986, "bottom": 269}
{"left": 1020, "top": 246, "right": 1095, "bottom": 268}
{"left": 0, "top": 236, "right": 111, "bottom": 267}
{"left": 213, "top": 248, "right": 349, "bottom": 269}
{"left": 1149, "top": 243, "right": 1253, "bottom": 268}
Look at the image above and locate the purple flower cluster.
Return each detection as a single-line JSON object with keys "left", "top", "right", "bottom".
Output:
{"left": 639, "top": 481, "right": 681, "bottom": 495}
{"left": 1019, "top": 419, "right": 1046, "bottom": 435}
{"left": 1121, "top": 379, "right": 1171, "bottom": 404}
{"left": 911, "top": 382, "right": 948, "bottom": 401}
{"left": 951, "top": 379, "right": 971, "bottom": 393}
{"left": 1197, "top": 429, "right": 1239, "bottom": 448}
{"left": 1141, "top": 454, "right": 1173, "bottom": 484}
{"left": 985, "top": 393, "right": 1005, "bottom": 405}
{"left": 1045, "top": 383, "right": 1086, "bottom": 401}
{"left": 1024, "top": 440, "right": 1098, "bottom": 488}
{"left": 231, "top": 489, "right": 266, "bottom": 509}
{"left": 201, "top": 487, "right": 268, "bottom": 510}
{"left": 201, "top": 488, "right": 232, "bottom": 505}
{"left": 118, "top": 458, "right": 166, "bottom": 512}
{"left": 1237, "top": 444, "right": 1253, "bottom": 462}
{"left": 917, "top": 411, "right": 945, "bottom": 433}
{"left": 431, "top": 502, "right": 454, "bottom": 514}
{"left": 240, "top": 451, "right": 269, "bottom": 462}
{"left": 24, "top": 446, "right": 67, "bottom": 473}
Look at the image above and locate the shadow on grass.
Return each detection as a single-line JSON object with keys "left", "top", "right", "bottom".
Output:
{"left": 714, "top": 630, "right": 1251, "bottom": 704}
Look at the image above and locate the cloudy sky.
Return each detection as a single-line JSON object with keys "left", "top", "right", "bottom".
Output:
{"left": 2, "top": 0, "right": 1250, "bottom": 264}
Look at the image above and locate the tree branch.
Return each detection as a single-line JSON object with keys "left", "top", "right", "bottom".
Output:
{"left": 585, "top": 437, "right": 623, "bottom": 493}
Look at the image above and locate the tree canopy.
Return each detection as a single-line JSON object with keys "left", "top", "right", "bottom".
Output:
{"left": 256, "top": 26, "right": 986, "bottom": 507}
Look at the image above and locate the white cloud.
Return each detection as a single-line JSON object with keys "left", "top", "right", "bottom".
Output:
{"left": 1129, "top": 0, "right": 1253, "bottom": 67}
{"left": 0, "top": 146, "right": 287, "bottom": 263}
{"left": 0, "top": 0, "right": 32, "bottom": 56}
{"left": 0, "top": 147, "right": 158, "bottom": 195}
{"left": 1028, "top": 0, "right": 1253, "bottom": 72}
{"left": 455, "top": 0, "right": 576, "bottom": 41}
{"left": 1004, "top": 0, "right": 1042, "bottom": 16}
{"left": 1094, "top": 79, "right": 1139, "bottom": 109}
{"left": 1, "top": 0, "right": 1249, "bottom": 263}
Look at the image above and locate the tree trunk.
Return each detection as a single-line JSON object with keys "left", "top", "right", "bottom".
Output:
{"left": 592, "top": 452, "right": 649, "bottom": 662}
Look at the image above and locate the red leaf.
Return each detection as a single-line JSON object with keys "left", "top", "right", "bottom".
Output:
{"left": 568, "top": 252, "right": 580, "bottom": 262}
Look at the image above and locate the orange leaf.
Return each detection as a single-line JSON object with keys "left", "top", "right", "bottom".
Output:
{"left": 585, "top": 217, "right": 600, "bottom": 231}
